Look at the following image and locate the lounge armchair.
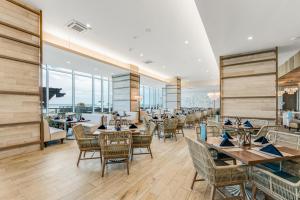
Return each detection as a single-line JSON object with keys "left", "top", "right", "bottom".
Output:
{"left": 43, "top": 119, "right": 66, "bottom": 147}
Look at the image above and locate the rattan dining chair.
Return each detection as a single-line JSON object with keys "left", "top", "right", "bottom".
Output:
{"left": 252, "top": 125, "right": 280, "bottom": 139}
{"left": 131, "top": 121, "right": 156, "bottom": 160}
{"left": 185, "top": 113, "right": 195, "bottom": 128}
{"left": 185, "top": 137, "right": 248, "bottom": 200}
{"left": 99, "top": 131, "right": 132, "bottom": 177}
{"left": 161, "top": 118, "right": 178, "bottom": 142}
{"left": 176, "top": 115, "right": 186, "bottom": 137}
{"left": 72, "top": 124, "right": 102, "bottom": 166}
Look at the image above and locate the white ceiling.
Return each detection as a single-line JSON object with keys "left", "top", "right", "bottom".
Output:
{"left": 24, "top": 0, "right": 219, "bottom": 85}
{"left": 194, "top": 0, "right": 300, "bottom": 65}
{"left": 44, "top": 44, "right": 127, "bottom": 77}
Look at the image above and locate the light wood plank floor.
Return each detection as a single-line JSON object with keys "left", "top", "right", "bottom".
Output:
{"left": 0, "top": 129, "right": 223, "bottom": 200}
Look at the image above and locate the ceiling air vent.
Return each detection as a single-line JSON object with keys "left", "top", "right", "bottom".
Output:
{"left": 66, "top": 20, "right": 89, "bottom": 33}
{"left": 144, "top": 60, "right": 154, "bottom": 64}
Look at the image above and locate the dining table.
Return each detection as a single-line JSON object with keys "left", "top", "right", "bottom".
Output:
{"left": 198, "top": 135, "right": 300, "bottom": 200}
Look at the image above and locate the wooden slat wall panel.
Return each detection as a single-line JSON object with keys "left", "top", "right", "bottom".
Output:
{"left": 0, "top": 37, "right": 39, "bottom": 63}
{"left": 223, "top": 60, "right": 276, "bottom": 78}
{"left": 220, "top": 48, "right": 278, "bottom": 123}
{"left": 0, "top": 23, "right": 39, "bottom": 46}
{"left": 222, "top": 51, "right": 276, "bottom": 66}
{"left": 223, "top": 98, "right": 276, "bottom": 119}
{"left": 223, "top": 75, "right": 276, "bottom": 97}
{"left": 0, "top": 124, "right": 40, "bottom": 148}
{"left": 0, "top": 0, "right": 41, "bottom": 159}
{"left": 0, "top": 58, "right": 39, "bottom": 93}
{"left": 0, "top": 0, "right": 39, "bottom": 34}
{"left": 0, "top": 94, "right": 40, "bottom": 124}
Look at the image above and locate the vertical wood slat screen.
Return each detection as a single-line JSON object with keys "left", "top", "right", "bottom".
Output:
{"left": 0, "top": 0, "right": 42, "bottom": 159}
{"left": 166, "top": 77, "right": 181, "bottom": 110}
{"left": 112, "top": 73, "right": 140, "bottom": 112}
{"left": 220, "top": 48, "right": 278, "bottom": 123}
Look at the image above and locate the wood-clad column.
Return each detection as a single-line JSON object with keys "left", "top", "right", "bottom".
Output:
{"left": 220, "top": 48, "right": 278, "bottom": 124}
{"left": 0, "top": 0, "right": 42, "bottom": 159}
{"left": 112, "top": 71, "right": 140, "bottom": 113}
{"left": 166, "top": 77, "right": 181, "bottom": 110}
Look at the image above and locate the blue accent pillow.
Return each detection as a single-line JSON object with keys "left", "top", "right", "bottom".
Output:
{"left": 260, "top": 144, "right": 283, "bottom": 157}
{"left": 220, "top": 138, "right": 234, "bottom": 147}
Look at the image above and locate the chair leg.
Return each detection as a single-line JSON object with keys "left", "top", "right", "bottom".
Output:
{"left": 60, "top": 138, "right": 64, "bottom": 144}
{"left": 252, "top": 184, "right": 257, "bottom": 200}
{"left": 148, "top": 147, "right": 153, "bottom": 158}
{"left": 101, "top": 159, "right": 106, "bottom": 177}
{"left": 191, "top": 171, "right": 198, "bottom": 189}
{"left": 174, "top": 131, "right": 177, "bottom": 141}
{"left": 126, "top": 159, "right": 129, "bottom": 175}
{"left": 77, "top": 151, "right": 82, "bottom": 166}
{"left": 210, "top": 185, "right": 216, "bottom": 200}
{"left": 240, "top": 183, "right": 246, "bottom": 200}
{"left": 182, "top": 128, "right": 184, "bottom": 137}
{"left": 83, "top": 151, "right": 86, "bottom": 158}
{"left": 131, "top": 148, "right": 134, "bottom": 161}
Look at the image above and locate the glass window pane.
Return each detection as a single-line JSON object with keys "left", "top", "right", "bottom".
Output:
{"left": 42, "top": 68, "right": 47, "bottom": 111}
{"left": 94, "top": 78, "right": 102, "bottom": 113}
{"left": 144, "top": 86, "right": 150, "bottom": 109}
{"left": 103, "top": 79, "right": 109, "bottom": 113}
{"left": 48, "top": 71, "right": 73, "bottom": 114}
{"left": 75, "top": 75, "right": 92, "bottom": 113}
{"left": 109, "top": 80, "right": 113, "bottom": 112}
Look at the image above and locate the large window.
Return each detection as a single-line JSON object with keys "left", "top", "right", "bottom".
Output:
{"left": 75, "top": 74, "right": 92, "bottom": 113}
{"left": 48, "top": 70, "right": 73, "bottom": 114}
{"left": 43, "top": 65, "right": 114, "bottom": 114}
{"left": 94, "top": 77, "right": 102, "bottom": 112}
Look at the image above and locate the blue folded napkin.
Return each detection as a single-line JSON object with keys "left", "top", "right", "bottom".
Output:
{"left": 171, "top": 116, "right": 175, "bottom": 118}
{"left": 243, "top": 120, "right": 253, "bottom": 128}
{"left": 220, "top": 138, "right": 235, "bottom": 147}
{"left": 129, "top": 124, "right": 137, "bottom": 129}
{"left": 222, "top": 132, "right": 233, "bottom": 139}
{"left": 224, "top": 119, "right": 233, "bottom": 125}
{"left": 98, "top": 125, "right": 106, "bottom": 129}
{"left": 254, "top": 136, "right": 269, "bottom": 144}
{"left": 153, "top": 116, "right": 158, "bottom": 120}
{"left": 260, "top": 144, "right": 283, "bottom": 157}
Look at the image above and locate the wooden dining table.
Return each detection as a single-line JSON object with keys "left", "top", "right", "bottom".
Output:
{"left": 204, "top": 137, "right": 300, "bottom": 165}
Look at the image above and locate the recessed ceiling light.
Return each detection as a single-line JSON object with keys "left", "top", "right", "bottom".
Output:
{"left": 86, "top": 24, "right": 91, "bottom": 28}
{"left": 206, "top": 70, "right": 209, "bottom": 73}
{"left": 140, "top": 53, "right": 144, "bottom": 57}
{"left": 66, "top": 61, "right": 71, "bottom": 64}
{"left": 290, "top": 36, "right": 300, "bottom": 41}
{"left": 184, "top": 40, "right": 189, "bottom": 45}
{"left": 198, "top": 58, "right": 202, "bottom": 62}
{"left": 145, "top": 28, "right": 151, "bottom": 32}
{"left": 247, "top": 36, "right": 253, "bottom": 40}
